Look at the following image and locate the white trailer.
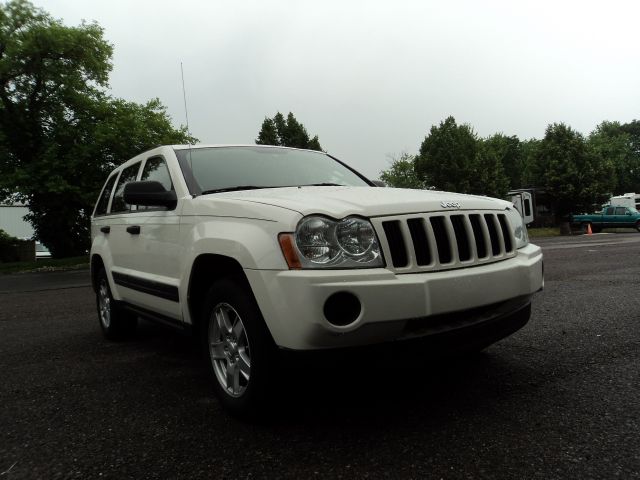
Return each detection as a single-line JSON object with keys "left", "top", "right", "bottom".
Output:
{"left": 0, "top": 203, "right": 34, "bottom": 238}
{"left": 609, "top": 193, "right": 640, "bottom": 210}
{"left": 507, "top": 190, "right": 535, "bottom": 225}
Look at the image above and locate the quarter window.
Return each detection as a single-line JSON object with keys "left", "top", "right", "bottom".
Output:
{"left": 111, "top": 162, "right": 141, "bottom": 213}
{"left": 95, "top": 174, "right": 117, "bottom": 216}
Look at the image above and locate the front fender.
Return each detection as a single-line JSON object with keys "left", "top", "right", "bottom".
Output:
{"left": 179, "top": 214, "right": 301, "bottom": 278}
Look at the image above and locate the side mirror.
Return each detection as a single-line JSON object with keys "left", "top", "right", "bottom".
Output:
{"left": 372, "top": 180, "right": 386, "bottom": 187}
{"left": 626, "top": 211, "right": 632, "bottom": 215}
{"left": 124, "top": 181, "right": 177, "bottom": 209}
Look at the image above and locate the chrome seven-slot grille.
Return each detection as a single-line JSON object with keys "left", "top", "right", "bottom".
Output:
{"left": 372, "top": 211, "right": 516, "bottom": 273}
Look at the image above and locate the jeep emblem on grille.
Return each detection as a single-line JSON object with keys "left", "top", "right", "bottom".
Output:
{"left": 440, "top": 201, "right": 461, "bottom": 209}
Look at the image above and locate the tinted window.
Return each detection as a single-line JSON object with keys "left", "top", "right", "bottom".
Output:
{"left": 605, "top": 207, "right": 614, "bottom": 215}
{"left": 111, "top": 163, "right": 141, "bottom": 213}
{"left": 141, "top": 157, "right": 173, "bottom": 191}
{"left": 524, "top": 198, "right": 531, "bottom": 216}
{"left": 615, "top": 207, "right": 626, "bottom": 215}
{"left": 174, "top": 146, "right": 370, "bottom": 194}
{"left": 137, "top": 157, "right": 174, "bottom": 211}
{"left": 95, "top": 174, "right": 117, "bottom": 216}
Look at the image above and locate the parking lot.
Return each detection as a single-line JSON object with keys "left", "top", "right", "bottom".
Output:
{"left": 1, "top": 233, "right": 639, "bottom": 479}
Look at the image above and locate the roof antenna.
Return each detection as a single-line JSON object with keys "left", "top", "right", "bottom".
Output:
{"left": 180, "top": 62, "right": 194, "bottom": 179}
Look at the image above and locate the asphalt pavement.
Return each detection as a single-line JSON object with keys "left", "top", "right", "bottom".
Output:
{"left": 0, "top": 233, "right": 639, "bottom": 479}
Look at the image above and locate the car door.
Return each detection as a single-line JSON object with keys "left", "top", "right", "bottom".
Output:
{"left": 106, "top": 161, "right": 146, "bottom": 302}
{"left": 602, "top": 207, "right": 615, "bottom": 228}
{"left": 614, "top": 207, "right": 629, "bottom": 226}
{"left": 111, "top": 155, "right": 183, "bottom": 321}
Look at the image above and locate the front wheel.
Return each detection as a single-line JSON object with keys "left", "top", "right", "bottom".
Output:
{"left": 636, "top": 221, "right": 640, "bottom": 233}
{"left": 201, "top": 279, "right": 277, "bottom": 418}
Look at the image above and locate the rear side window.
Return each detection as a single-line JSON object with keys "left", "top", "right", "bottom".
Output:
{"left": 524, "top": 199, "right": 531, "bottom": 217}
{"left": 94, "top": 174, "right": 117, "bottom": 216}
{"left": 615, "top": 207, "right": 626, "bottom": 215}
{"left": 605, "top": 207, "right": 614, "bottom": 215}
{"left": 111, "top": 162, "right": 141, "bottom": 214}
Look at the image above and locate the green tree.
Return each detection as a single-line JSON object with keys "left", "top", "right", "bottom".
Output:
{"left": 256, "top": 117, "right": 279, "bottom": 146}
{"left": 379, "top": 153, "right": 426, "bottom": 189}
{"left": 255, "top": 111, "right": 323, "bottom": 151}
{"left": 533, "top": 123, "right": 612, "bottom": 219}
{"left": 414, "top": 116, "right": 478, "bottom": 193}
{"left": 481, "top": 134, "right": 523, "bottom": 190}
{"left": 519, "top": 138, "right": 541, "bottom": 187}
{"left": 0, "top": 1, "right": 193, "bottom": 257}
{"left": 589, "top": 120, "right": 639, "bottom": 194}
{"left": 470, "top": 140, "right": 510, "bottom": 198}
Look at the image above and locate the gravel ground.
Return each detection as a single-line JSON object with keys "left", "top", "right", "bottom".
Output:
{"left": 0, "top": 233, "right": 639, "bottom": 479}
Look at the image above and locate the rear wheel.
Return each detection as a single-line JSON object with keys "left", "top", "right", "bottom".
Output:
{"left": 95, "top": 268, "right": 137, "bottom": 340}
{"left": 201, "top": 278, "right": 277, "bottom": 418}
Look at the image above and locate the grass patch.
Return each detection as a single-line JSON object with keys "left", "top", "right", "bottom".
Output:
{"left": 0, "top": 255, "right": 89, "bottom": 274}
{"left": 528, "top": 227, "right": 561, "bottom": 238}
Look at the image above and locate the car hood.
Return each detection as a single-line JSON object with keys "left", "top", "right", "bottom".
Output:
{"left": 204, "top": 186, "right": 511, "bottom": 218}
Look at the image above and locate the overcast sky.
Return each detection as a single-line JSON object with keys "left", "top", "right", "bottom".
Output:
{"left": 37, "top": 0, "right": 640, "bottom": 178}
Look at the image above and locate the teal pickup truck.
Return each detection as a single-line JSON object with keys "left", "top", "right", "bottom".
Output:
{"left": 571, "top": 206, "right": 640, "bottom": 233}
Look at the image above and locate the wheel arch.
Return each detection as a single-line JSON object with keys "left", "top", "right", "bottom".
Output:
{"left": 90, "top": 254, "right": 106, "bottom": 293}
{"left": 187, "top": 254, "right": 263, "bottom": 337}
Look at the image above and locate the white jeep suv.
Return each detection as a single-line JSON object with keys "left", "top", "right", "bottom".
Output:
{"left": 90, "top": 145, "right": 543, "bottom": 415}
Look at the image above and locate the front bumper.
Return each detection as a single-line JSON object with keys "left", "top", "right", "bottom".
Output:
{"left": 245, "top": 243, "right": 543, "bottom": 350}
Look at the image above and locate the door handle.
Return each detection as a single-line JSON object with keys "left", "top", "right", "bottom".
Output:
{"left": 100, "top": 226, "right": 110, "bottom": 234}
{"left": 126, "top": 225, "right": 141, "bottom": 235}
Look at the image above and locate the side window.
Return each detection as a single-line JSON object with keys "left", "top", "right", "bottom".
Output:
{"left": 138, "top": 157, "right": 174, "bottom": 211}
{"left": 111, "top": 162, "right": 141, "bottom": 214}
{"left": 94, "top": 174, "right": 117, "bottom": 216}
{"left": 615, "top": 207, "right": 626, "bottom": 215}
{"left": 141, "top": 157, "right": 173, "bottom": 191}
{"left": 605, "top": 207, "right": 614, "bottom": 215}
{"left": 524, "top": 199, "right": 531, "bottom": 217}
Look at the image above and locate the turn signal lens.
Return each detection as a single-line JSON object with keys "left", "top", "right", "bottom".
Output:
{"left": 278, "top": 233, "right": 302, "bottom": 269}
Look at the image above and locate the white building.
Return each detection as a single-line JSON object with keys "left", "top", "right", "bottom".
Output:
{"left": 0, "top": 203, "right": 35, "bottom": 239}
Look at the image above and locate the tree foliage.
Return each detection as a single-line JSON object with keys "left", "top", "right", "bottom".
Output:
{"left": 480, "top": 134, "right": 523, "bottom": 190}
{"left": 414, "top": 116, "right": 509, "bottom": 197}
{"left": 471, "top": 140, "right": 510, "bottom": 198}
{"left": 588, "top": 121, "right": 640, "bottom": 194}
{"left": 0, "top": 1, "right": 193, "bottom": 257}
{"left": 529, "top": 123, "right": 614, "bottom": 218}
{"left": 256, "top": 112, "right": 323, "bottom": 151}
{"left": 379, "top": 153, "right": 426, "bottom": 189}
{"left": 415, "top": 116, "right": 477, "bottom": 193}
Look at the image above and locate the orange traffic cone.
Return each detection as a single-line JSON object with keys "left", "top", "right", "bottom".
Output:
{"left": 586, "top": 223, "right": 593, "bottom": 235}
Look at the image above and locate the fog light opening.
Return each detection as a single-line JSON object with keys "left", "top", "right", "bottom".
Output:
{"left": 323, "top": 292, "right": 362, "bottom": 327}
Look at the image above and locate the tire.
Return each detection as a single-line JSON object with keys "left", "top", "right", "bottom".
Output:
{"left": 636, "top": 221, "right": 640, "bottom": 233}
{"left": 200, "top": 278, "right": 277, "bottom": 418}
{"left": 95, "top": 268, "right": 137, "bottom": 340}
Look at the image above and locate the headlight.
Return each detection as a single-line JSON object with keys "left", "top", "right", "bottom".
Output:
{"left": 505, "top": 207, "right": 529, "bottom": 249}
{"left": 280, "top": 216, "right": 384, "bottom": 269}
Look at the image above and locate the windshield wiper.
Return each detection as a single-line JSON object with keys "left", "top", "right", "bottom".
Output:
{"left": 201, "top": 186, "right": 276, "bottom": 195}
{"left": 201, "top": 183, "right": 346, "bottom": 195}
{"left": 298, "top": 183, "right": 345, "bottom": 187}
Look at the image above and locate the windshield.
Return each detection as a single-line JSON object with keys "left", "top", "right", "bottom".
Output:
{"left": 628, "top": 207, "right": 639, "bottom": 214}
{"left": 174, "top": 146, "right": 371, "bottom": 194}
